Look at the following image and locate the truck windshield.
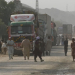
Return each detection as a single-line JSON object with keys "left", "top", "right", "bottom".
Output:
{"left": 11, "top": 26, "right": 32, "bottom": 34}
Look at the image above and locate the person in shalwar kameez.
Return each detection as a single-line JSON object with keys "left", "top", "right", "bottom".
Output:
{"left": 21, "top": 37, "right": 32, "bottom": 60}
{"left": 71, "top": 38, "right": 75, "bottom": 62}
{"left": 7, "top": 37, "right": 15, "bottom": 60}
{"left": 45, "top": 36, "right": 52, "bottom": 56}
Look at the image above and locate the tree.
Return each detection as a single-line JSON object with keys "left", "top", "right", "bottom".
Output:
{"left": 0, "top": 0, "right": 7, "bottom": 19}
{"left": 0, "top": 19, "right": 7, "bottom": 36}
{"left": 0, "top": 0, "right": 15, "bottom": 25}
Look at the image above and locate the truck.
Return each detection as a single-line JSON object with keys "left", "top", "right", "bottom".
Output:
{"left": 38, "top": 14, "right": 51, "bottom": 44}
{"left": 57, "top": 26, "right": 63, "bottom": 35}
{"left": 7, "top": 14, "right": 36, "bottom": 55}
{"left": 6, "top": 14, "right": 51, "bottom": 55}
{"left": 57, "top": 24, "right": 72, "bottom": 40}
{"left": 63, "top": 24, "right": 72, "bottom": 39}
{"left": 38, "top": 14, "right": 57, "bottom": 46}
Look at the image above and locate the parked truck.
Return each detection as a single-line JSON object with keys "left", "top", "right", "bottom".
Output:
{"left": 63, "top": 24, "right": 72, "bottom": 39}
{"left": 57, "top": 24, "right": 72, "bottom": 40}
{"left": 38, "top": 14, "right": 51, "bottom": 44}
{"left": 38, "top": 14, "right": 57, "bottom": 46}
{"left": 57, "top": 26, "right": 63, "bottom": 35}
{"left": 7, "top": 14, "right": 36, "bottom": 55}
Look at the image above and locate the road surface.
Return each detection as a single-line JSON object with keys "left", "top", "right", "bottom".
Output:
{"left": 0, "top": 40, "right": 75, "bottom": 75}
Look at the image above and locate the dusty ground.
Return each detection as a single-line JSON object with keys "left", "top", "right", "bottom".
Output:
{"left": 0, "top": 40, "right": 75, "bottom": 75}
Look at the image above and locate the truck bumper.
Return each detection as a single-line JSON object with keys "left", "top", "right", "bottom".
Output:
{"left": 14, "top": 48, "right": 33, "bottom": 56}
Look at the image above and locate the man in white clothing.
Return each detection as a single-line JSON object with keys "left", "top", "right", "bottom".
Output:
{"left": 1, "top": 40, "right": 7, "bottom": 54}
{"left": 45, "top": 36, "right": 52, "bottom": 56}
{"left": 7, "top": 37, "right": 14, "bottom": 60}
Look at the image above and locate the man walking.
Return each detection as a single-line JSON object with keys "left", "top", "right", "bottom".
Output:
{"left": 7, "top": 37, "right": 15, "bottom": 60}
{"left": 40, "top": 38, "right": 45, "bottom": 56}
{"left": 21, "top": 37, "right": 32, "bottom": 60}
{"left": 64, "top": 38, "right": 68, "bottom": 56}
{"left": 1, "top": 40, "right": 7, "bottom": 54}
{"left": 45, "top": 36, "right": 52, "bottom": 56}
{"left": 56, "top": 36, "right": 60, "bottom": 46}
{"left": 62, "top": 35, "right": 64, "bottom": 46}
{"left": 33, "top": 36, "right": 44, "bottom": 62}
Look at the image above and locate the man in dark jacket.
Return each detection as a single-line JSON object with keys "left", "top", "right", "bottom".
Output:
{"left": 64, "top": 38, "right": 68, "bottom": 56}
{"left": 33, "top": 36, "right": 44, "bottom": 62}
{"left": 39, "top": 38, "right": 45, "bottom": 56}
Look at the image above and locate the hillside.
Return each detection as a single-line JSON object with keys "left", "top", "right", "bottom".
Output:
{"left": 39, "top": 8, "right": 75, "bottom": 26}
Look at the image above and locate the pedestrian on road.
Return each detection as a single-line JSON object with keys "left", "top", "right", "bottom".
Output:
{"left": 7, "top": 37, "right": 15, "bottom": 60}
{"left": 33, "top": 36, "right": 44, "bottom": 62}
{"left": 56, "top": 35, "right": 60, "bottom": 46}
{"left": 39, "top": 38, "right": 45, "bottom": 56}
{"left": 62, "top": 35, "right": 64, "bottom": 46}
{"left": 60, "top": 35, "right": 62, "bottom": 45}
{"left": 45, "top": 36, "right": 52, "bottom": 56}
{"left": 1, "top": 40, "right": 7, "bottom": 55}
{"left": 71, "top": 38, "right": 75, "bottom": 62}
{"left": 64, "top": 38, "right": 68, "bottom": 56}
{"left": 21, "top": 37, "right": 32, "bottom": 60}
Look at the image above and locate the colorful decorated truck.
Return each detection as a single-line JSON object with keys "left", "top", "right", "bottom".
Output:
{"left": 7, "top": 14, "right": 36, "bottom": 55}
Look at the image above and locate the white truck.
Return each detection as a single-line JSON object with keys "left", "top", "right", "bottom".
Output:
{"left": 63, "top": 24, "right": 72, "bottom": 39}
{"left": 57, "top": 24, "right": 72, "bottom": 40}
{"left": 57, "top": 26, "right": 63, "bottom": 35}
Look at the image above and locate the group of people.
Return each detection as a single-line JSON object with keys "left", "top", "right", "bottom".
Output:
{"left": 56, "top": 35, "right": 64, "bottom": 46}
{"left": 7, "top": 36, "right": 75, "bottom": 62}
{"left": 0, "top": 36, "right": 45, "bottom": 62}
{"left": 20, "top": 35, "right": 52, "bottom": 62}
{"left": 17, "top": 36, "right": 45, "bottom": 62}
{"left": 0, "top": 34, "right": 52, "bottom": 62}
{"left": 1, "top": 35, "right": 75, "bottom": 62}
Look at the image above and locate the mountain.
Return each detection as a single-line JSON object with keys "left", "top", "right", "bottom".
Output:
{"left": 39, "top": 8, "right": 75, "bottom": 25}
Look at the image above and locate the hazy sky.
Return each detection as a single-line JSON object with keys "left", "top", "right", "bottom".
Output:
{"left": 5, "top": 0, "right": 75, "bottom": 11}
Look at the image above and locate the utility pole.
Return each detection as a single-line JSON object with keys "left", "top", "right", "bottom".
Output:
{"left": 36, "top": 0, "right": 39, "bottom": 29}
{"left": 74, "top": 5, "right": 75, "bottom": 11}
{"left": 36, "top": 0, "right": 39, "bottom": 13}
